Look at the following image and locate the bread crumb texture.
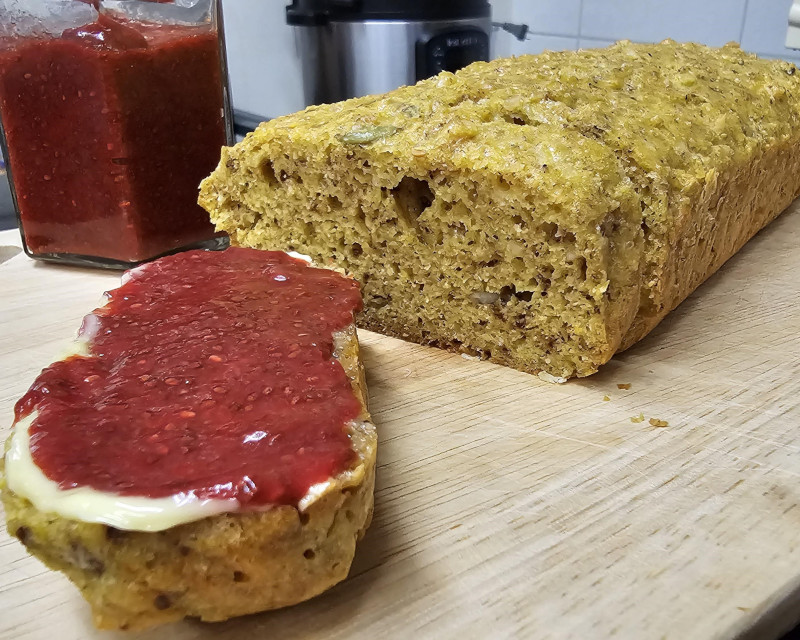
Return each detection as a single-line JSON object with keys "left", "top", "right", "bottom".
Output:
{"left": 200, "top": 41, "right": 800, "bottom": 379}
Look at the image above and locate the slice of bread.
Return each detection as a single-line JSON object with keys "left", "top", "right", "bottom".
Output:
{"left": 199, "top": 41, "right": 800, "bottom": 379}
{"left": 1, "top": 254, "right": 376, "bottom": 631}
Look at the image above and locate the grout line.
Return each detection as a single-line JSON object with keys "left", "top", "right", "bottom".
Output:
{"left": 755, "top": 50, "right": 800, "bottom": 61}
{"left": 738, "top": 0, "right": 750, "bottom": 43}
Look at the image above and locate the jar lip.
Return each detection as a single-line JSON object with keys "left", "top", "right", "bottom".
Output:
{"left": 0, "top": 0, "right": 97, "bottom": 39}
{"left": 285, "top": 0, "right": 491, "bottom": 27}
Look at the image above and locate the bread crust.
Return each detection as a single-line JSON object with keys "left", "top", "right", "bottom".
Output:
{"left": 1, "top": 325, "right": 376, "bottom": 631}
{"left": 619, "top": 137, "right": 800, "bottom": 350}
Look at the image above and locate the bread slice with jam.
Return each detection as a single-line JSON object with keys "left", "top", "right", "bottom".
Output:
{"left": 0, "top": 247, "right": 376, "bottom": 630}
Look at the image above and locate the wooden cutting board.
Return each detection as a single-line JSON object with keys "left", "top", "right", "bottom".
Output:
{"left": 1, "top": 204, "right": 799, "bottom": 640}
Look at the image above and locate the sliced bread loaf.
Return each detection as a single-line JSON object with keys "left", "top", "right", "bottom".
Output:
{"left": 199, "top": 41, "right": 800, "bottom": 378}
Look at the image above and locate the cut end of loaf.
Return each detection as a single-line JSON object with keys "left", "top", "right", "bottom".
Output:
{"left": 201, "top": 118, "right": 640, "bottom": 378}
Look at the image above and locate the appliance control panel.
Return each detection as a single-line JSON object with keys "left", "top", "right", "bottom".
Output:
{"left": 416, "top": 29, "right": 489, "bottom": 81}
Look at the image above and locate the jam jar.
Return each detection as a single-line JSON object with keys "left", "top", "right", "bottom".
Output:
{"left": 0, "top": 0, "right": 233, "bottom": 267}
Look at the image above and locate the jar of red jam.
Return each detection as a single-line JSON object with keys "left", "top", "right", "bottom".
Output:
{"left": 0, "top": 0, "right": 233, "bottom": 268}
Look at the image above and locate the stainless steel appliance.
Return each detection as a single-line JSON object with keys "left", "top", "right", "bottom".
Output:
{"left": 286, "top": 0, "right": 492, "bottom": 107}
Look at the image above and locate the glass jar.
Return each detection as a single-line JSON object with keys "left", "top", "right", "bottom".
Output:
{"left": 0, "top": 0, "right": 233, "bottom": 268}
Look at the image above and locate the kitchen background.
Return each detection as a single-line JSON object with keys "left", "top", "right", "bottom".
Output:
{"left": 1, "top": 0, "right": 798, "bottom": 231}
{"left": 225, "top": 0, "right": 800, "bottom": 121}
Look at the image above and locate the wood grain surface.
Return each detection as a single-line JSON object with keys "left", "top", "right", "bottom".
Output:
{"left": 1, "top": 204, "right": 799, "bottom": 640}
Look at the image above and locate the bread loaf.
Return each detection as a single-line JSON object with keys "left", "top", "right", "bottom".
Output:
{"left": 1, "top": 248, "right": 376, "bottom": 630}
{"left": 199, "top": 41, "right": 800, "bottom": 378}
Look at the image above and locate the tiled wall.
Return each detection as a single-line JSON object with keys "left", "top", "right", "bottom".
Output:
{"left": 223, "top": 0, "right": 305, "bottom": 121}
{"left": 508, "top": 0, "right": 800, "bottom": 62}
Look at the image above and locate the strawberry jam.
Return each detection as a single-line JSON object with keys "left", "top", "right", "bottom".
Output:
{"left": 0, "top": 8, "right": 229, "bottom": 265}
{"left": 14, "top": 248, "right": 364, "bottom": 506}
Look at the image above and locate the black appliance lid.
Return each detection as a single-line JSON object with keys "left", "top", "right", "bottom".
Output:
{"left": 286, "top": 0, "right": 491, "bottom": 25}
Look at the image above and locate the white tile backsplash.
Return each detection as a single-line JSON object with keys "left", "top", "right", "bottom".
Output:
{"left": 577, "top": 37, "right": 617, "bottom": 50}
{"left": 222, "top": 0, "right": 304, "bottom": 120}
{"left": 510, "top": 0, "right": 582, "bottom": 37}
{"left": 741, "top": 0, "right": 800, "bottom": 57}
{"left": 509, "top": 0, "right": 799, "bottom": 62}
{"left": 580, "top": 0, "right": 748, "bottom": 47}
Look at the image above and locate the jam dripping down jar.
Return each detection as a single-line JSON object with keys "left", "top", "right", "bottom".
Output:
{"left": 0, "top": 0, "right": 233, "bottom": 268}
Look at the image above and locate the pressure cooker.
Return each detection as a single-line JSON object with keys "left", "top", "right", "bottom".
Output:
{"left": 286, "top": 0, "right": 492, "bottom": 107}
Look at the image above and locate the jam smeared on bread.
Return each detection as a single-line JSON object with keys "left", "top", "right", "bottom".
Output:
{"left": 15, "top": 247, "right": 363, "bottom": 506}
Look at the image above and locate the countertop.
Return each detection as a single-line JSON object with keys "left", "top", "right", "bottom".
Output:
{"left": 1, "top": 208, "right": 800, "bottom": 640}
